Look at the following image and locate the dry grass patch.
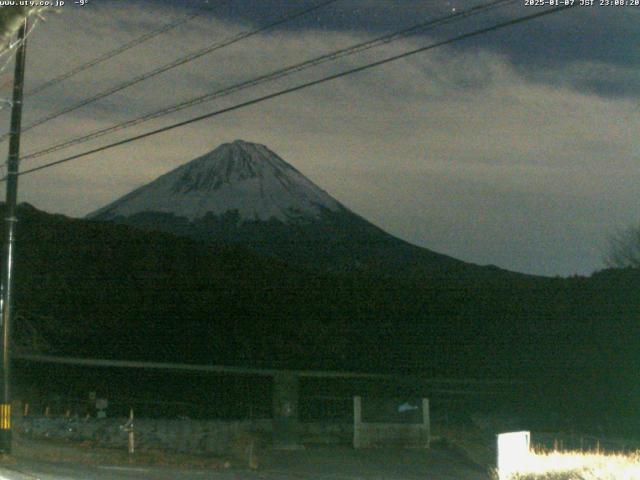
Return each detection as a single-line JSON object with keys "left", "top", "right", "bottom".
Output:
{"left": 497, "top": 449, "right": 640, "bottom": 480}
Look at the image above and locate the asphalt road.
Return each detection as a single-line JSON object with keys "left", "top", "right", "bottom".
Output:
{"left": 0, "top": 446, "right": 490, "bottom": 480}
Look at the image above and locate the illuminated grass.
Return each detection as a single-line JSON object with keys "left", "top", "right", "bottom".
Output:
{"left": 497, "top": 450, "right": 640, "bottom": 480}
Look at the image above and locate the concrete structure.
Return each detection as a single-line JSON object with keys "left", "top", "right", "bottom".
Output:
{"left": 353, "top": 396, "right": 430, "bottom": 449}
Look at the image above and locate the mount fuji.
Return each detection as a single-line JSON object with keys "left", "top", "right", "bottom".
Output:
{"left": 88, "top": 140, "right": 507, "bottom": 278}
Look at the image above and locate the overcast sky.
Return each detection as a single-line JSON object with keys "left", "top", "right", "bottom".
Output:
{"left": 0, "top": 0, "right": 638, "bottom": 277}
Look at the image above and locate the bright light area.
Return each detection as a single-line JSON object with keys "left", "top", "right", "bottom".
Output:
{"left": 497, "top": 450, "right": 640, "bottom": 480}
{"left": 497, "top": 431, "right": 531, "bottom": 480}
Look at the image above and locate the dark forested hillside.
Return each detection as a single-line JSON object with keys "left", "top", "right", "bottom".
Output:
{"left": 5, "top": 203, "right": 640, "bottom": 424}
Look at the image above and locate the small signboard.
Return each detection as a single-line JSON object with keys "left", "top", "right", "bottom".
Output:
{"left": 361, "top": 397, "right": 423, "bottom": 424}
{"left": 496, "top": 431, "right": 530, "bottom": 480}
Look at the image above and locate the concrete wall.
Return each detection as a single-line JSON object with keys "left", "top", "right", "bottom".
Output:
{"left": 353, "top": 396, "right": 430, "bottom": 449}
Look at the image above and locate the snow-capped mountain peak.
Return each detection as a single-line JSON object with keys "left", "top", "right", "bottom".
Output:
{"left": 88, "top": 140, "right": 342, "bottom": 223}
{"left": 88, "top": 140, "right": 492, "bottom": 278}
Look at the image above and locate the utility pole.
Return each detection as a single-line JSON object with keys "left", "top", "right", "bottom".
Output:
{"left": 0, "top": 17, "right": 29, "bottom": 454}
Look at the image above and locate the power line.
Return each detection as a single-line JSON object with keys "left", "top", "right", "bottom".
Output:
{"left": 21, "top": 0, "right": 516, "bottom": 163}
{"left": 6, "top": 5, "right": 575, "bottom": 181}
{"left": 23, "top": 0, "right": 222, "bottom": 98}
{"left": 0, "top": 0, "right": 339, "bottom": 145}
{"left": 14, "top": 5, "right": 574, "bottom": 178}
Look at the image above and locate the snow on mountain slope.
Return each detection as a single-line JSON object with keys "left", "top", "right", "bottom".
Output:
{"left": 88, "top": 140, "right": 342, "bottom": 223}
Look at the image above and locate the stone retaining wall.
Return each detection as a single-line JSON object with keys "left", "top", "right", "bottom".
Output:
{"left": 15, "top": 416, "right": 352, "bottom": 455}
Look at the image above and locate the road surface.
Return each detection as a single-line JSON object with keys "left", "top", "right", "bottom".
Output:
{"left": 0, "top": 445, "right": 489, "bottom": 479}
